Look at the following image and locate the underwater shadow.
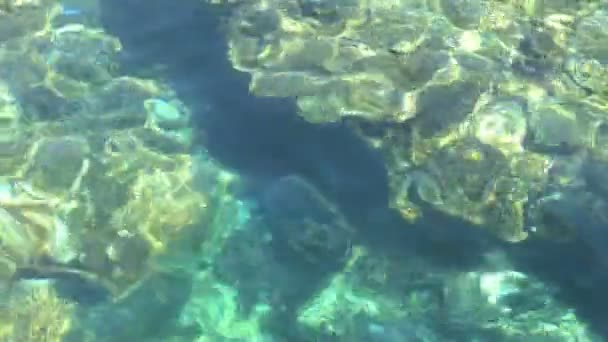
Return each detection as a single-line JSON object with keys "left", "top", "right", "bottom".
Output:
{"left": 507, "top": 239, "right": 608, "bottom": 338}
{"left": 364, "top": 193, "right": 500, "bottom": 271}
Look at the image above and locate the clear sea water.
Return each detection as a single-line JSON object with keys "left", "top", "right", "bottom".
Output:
{"left": 1, "top": 0, "right": 608, "bottom": 341}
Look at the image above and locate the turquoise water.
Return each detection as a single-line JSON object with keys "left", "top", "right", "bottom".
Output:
{"left": 1, "top": 0, "right": 608, "bottom": 341}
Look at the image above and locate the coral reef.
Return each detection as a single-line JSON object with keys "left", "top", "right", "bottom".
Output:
{"left": 219, "top": 0, "right": 608, "bottom": 245}
{"left": 0, "top": 0, "right": 606, "bottom": 341}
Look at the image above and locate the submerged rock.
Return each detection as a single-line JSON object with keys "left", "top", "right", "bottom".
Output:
{"left": 259, "top": 175, "right": 354, "bottom": 269}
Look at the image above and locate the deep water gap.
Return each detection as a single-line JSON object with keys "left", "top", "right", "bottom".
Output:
{"left": 98, "top": 0, "right": 390, "bottom": 218}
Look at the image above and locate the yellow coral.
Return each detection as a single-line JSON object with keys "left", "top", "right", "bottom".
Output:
{"left": 0, "top": 283, "right": 73, "bottom": 342}
{"left": 112, "top": 155, "right": 208, "bottom": 253}
{"left": 0, "top": 173, "right": 86, "bottom": 266}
